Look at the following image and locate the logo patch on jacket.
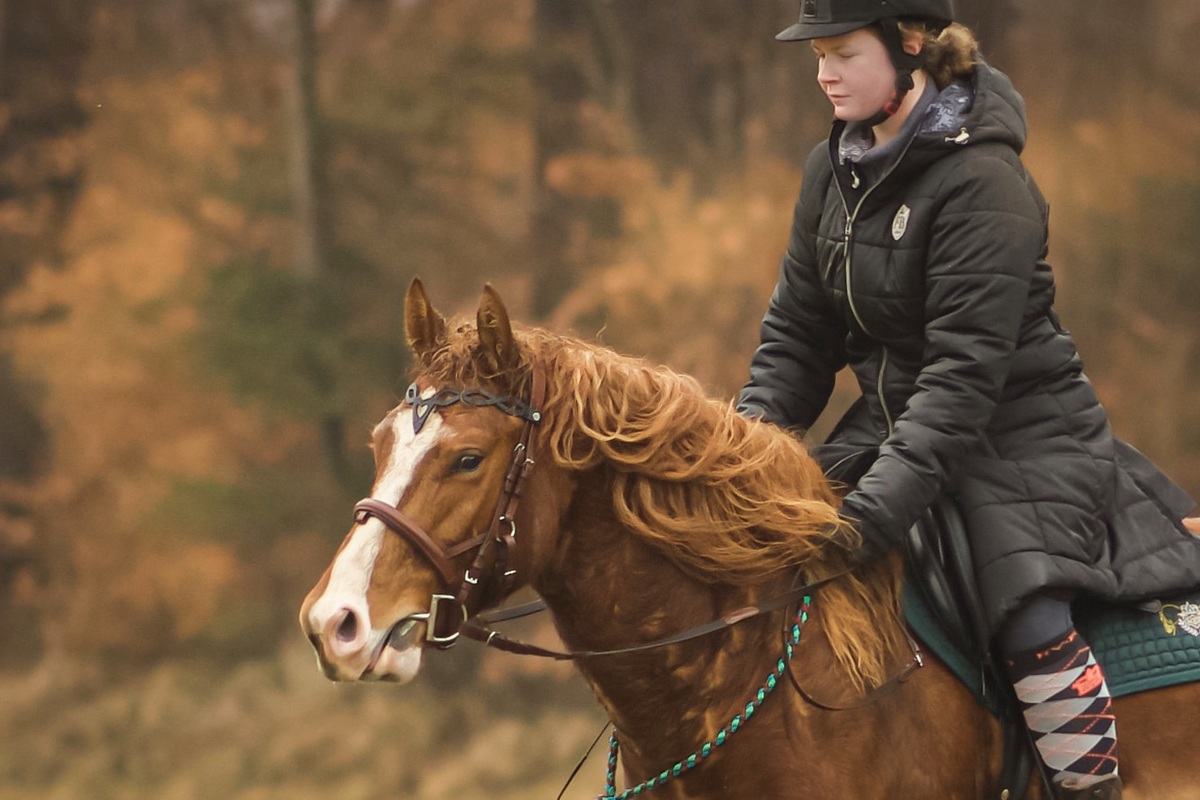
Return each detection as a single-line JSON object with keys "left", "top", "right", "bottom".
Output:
{"left": 891, "top": 204, "right": 911, "bottom": 241}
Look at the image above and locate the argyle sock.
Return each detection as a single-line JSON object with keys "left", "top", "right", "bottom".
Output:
{"left": 1006, "top": 628, "right": 1118, "bottom": 788}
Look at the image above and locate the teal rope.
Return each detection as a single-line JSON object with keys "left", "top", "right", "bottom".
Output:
{"left": 599, "top": 597, "right": 811, "bottom": 799}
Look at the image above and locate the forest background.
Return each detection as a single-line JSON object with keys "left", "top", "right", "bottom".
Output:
{"left": 0, "top": 1, "right": 1197, "bottom": 798}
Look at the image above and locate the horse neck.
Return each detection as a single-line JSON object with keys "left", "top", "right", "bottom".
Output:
{"left": 530, "top": 466, "right": 794, "bottom": 761}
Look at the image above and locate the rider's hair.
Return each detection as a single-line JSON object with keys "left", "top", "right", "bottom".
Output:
{"left": 901, "top": 20, "right": 979, "bottom": 88}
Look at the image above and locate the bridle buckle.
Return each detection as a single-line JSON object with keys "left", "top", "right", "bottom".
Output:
{"left": 425, "top": 593, "right": 468, "bottom": 648}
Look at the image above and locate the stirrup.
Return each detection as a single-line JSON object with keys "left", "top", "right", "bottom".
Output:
{"left": 1054, "top": 774, "right": 1122, "bottom": 800}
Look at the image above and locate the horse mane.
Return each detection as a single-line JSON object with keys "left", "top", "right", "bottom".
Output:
{"left": 418, "top": 319, "right": 905, "bottom": 689}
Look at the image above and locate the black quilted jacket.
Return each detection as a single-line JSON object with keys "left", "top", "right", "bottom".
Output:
{"left": 739, "top": 63, "right": 1200, "bottom": 630}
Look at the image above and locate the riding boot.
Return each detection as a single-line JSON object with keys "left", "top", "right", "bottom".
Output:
{"left": 1054, "top": 773, "right": 1122, "bottom": 799}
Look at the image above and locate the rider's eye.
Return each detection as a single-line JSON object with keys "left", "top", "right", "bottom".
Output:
{"left": 453, "top": 453, "right": 484, "bottom": 474}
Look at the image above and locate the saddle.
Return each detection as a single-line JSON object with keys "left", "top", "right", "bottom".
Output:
{"left": 902, "top": 497, "right": 993, "bottom": 689}
{"left": 901, "top": 499, "right": 1033, "bottom": 795}
{"left": 903, "top": 500, "right": 1200, "bottom": 798}
{"left": 904, "top": 500, "right": 1200, "bottom": 700}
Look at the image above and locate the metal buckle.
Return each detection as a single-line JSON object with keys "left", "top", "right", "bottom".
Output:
{"left": 497, "top": 515, "right": 517, "bottom": 540}
{"left": 425, "top": 593, "right": 467, "bottom": 648}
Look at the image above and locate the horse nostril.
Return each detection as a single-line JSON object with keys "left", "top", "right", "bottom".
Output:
{"left": 319, "top": 605, "right": 369, "bottom": 660}
{"left": 334, "top": 608, "right": 359, "bottom": 643}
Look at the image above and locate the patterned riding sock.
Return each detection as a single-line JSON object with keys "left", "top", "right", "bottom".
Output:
{"left": 1005, "top": 628, "right": 1118, "bottom": 789}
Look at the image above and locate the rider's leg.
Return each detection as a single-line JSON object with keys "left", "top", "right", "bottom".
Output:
{"left": 999, "top": 595, "right": 1120, "bottom": 797}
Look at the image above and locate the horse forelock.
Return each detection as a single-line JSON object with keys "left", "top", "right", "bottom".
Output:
{"left": 414, "top": 320, "right": 904, "bottom": 689}
{"left": 415, "top": 319, "right": 534, "bottom": 401}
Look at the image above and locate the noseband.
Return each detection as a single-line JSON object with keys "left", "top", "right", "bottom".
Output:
{"left": 352, "top": 362, "right": 546, "bottom": 648}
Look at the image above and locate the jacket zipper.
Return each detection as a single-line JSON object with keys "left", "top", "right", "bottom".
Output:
{"left": 834, "top": 137, "right": 919, "bottom": 437}
{"left": 876, "top": 349, "right": 894, "bottom": 435}
{"left": 824, "top": 451, "right": 862, "bottom": 480}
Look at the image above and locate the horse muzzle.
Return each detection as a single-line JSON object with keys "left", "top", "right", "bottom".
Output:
{"left": 302, "top": 600, "right": 427, "bottom": 683}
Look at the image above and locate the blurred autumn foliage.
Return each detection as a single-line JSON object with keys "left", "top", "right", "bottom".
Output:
{"left": 0, "top": 1, "right": 1198, "bottom": 798}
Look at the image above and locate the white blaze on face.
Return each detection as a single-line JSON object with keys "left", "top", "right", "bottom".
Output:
{"left": 305, "top": 394, "right": 445, "bottom": 678}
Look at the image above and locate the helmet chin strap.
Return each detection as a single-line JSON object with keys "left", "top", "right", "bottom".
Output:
{"left": 863, "top": 18, "right": 922, "bottom": 129}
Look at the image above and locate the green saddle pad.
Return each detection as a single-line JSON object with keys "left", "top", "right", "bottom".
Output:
{"left": 903, "top": 584, "right": 1200, "bottom": 706}
{"left": 1075, "top": 594, "right": 1200, "bottom": 697}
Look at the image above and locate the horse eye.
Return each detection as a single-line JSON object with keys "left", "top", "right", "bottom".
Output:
{"left": 453, "top": 453, "right": 484, "bottom": 474}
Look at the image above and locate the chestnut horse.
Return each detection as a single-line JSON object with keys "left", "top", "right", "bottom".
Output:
{"left": 301, "top": 280, "right": 1200, "bottom": 798}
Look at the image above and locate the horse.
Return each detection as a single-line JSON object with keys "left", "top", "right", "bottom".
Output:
{"left": 300, "top": 279, "right": 1200, "bottom": 798}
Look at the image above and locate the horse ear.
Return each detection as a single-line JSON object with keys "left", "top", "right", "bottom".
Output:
{"left": 476, "top": 284, "right": 520, "bottom": 375}
{"left": 405, "top": 277, "right": 447, "bottom": 364}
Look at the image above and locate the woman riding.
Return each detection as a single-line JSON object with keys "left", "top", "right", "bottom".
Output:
{"left": 737, "top": 2, "right": 1200, "bottom": 798}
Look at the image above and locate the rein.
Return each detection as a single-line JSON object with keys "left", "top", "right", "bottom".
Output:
{"left": 460, "top": 572, "right": 847, "bottom": 660}
{"left": 601, "top": 598, "right": 812, "bottom": 800}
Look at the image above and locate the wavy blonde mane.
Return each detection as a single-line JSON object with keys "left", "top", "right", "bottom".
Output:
{"left": 419, "top": 320, "right": 905, "bottom": 689}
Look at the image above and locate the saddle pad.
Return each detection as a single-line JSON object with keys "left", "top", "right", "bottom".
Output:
{"left": 1074, "top": 594, "right": 1200, "bottom": 698}
{"left": 901, "top": 582, "right": 996, "bottom": 710}
{"left": 903, "top": 584, "right": 1200, "bottom": 704}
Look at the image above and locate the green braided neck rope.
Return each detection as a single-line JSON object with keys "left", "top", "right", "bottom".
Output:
{"left": 599, "top": 596, "right": 811, "bottom": 799}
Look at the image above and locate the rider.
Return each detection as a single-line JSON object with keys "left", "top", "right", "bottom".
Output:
{"left": 737, "top": 2, "right": 1200, "bottom": 798}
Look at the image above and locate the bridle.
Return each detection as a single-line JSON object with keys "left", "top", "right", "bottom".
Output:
{"left": 352, "top": 361, "right": 547, "bottom": 648}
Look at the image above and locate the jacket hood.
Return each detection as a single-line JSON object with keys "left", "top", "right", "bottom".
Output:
{"left": 917, "top": 60, "right": 1028, "bottom": 154}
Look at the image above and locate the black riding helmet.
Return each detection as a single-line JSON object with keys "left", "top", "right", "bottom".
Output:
{"left": 778, "top": 0, "right": 955, "bottom": 125}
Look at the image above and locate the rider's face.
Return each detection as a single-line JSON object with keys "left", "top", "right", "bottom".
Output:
{"left": 812, "top": 28, "right": 897, "bottom": 122}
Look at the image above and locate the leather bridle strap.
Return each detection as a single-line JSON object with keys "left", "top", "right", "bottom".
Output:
{"left": 785, "top": 629, "right": 924, "bottom": 710}
{"left": 457, "top": 361, "right": 548, "bottom": 612}
{"left": 459, "top": 571, "right": 853, "bottom": 661}
{"left": 353, "top": 498, "right": 486, "bottom": 589}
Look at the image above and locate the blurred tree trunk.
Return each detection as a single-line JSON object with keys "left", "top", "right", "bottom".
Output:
{"left": 0, "top": 0, "right": 89, "bottom": 295}
{"left": 0, "top": 0, "right": 92, "bottom": 668}
{"left": 288, "top": 0, "right": 351, "bottom": 482}
{"left": 529, "top": 1, "right": 601, "bottom": 319}
{"left": 289, "top": 0, "right": 324, "bottom": 282}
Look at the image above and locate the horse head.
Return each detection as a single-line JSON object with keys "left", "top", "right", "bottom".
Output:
{"left": 300, "top": 279, "right": 564, "bottom": 682}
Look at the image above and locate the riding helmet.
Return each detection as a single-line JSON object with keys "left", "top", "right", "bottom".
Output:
{"left": 776, "top": 0, "right": 954, "bottom": 41}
